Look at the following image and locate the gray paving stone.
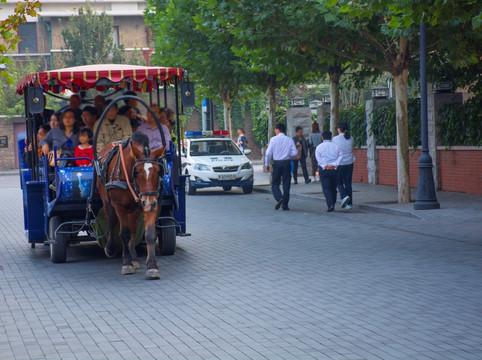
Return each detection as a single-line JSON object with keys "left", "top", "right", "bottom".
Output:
{"left": 0, "top": 186, "right": 482, "bottom": 360}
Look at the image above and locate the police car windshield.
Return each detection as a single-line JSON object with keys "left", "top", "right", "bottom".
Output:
{"left": 190, "top": 140, "right": 242, "bottom": 156}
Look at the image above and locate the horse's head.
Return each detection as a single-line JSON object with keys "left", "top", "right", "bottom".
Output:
{"left": 131, "top": 142, "right": 165, "bottom": 213}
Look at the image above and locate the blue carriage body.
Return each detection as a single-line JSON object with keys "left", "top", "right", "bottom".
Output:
{"left": 18, "top": 120, "right": 187, "bottom": 246}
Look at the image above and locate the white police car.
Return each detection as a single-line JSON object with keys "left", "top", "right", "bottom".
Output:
{"left": 182, "top": 131, "right": 254, "bottom": 195}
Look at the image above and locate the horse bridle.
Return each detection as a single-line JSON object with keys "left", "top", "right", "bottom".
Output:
{"left": 115, "top": 141, "right": 166, "bottom": 204}
{"left": 132, "top": 158, "right": 166, "bottom": 199}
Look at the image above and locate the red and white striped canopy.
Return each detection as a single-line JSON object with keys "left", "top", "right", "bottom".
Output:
{"left": 16, "top": 64, "right": 184, "bottom": 94}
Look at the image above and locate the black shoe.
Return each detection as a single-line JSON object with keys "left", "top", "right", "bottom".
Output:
{"left": 305, "top": 179, "right": 312, "bottom": 184}
{"left": 282, "top": 207, "right": 290, "bottom": 211}
{"left": 275, "top": 199, "right": 283, "bottom": 210}
{"left": 327, "top": 206, "right": 334, "bottom": 212}
{"left": 293, "top": 181, "right": 298, "bottom": 184}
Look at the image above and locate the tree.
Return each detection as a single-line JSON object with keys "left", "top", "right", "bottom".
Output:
{"left": 0, "top": 0, "right": 41, "bottom": 82}
{"left": 61, "top": 2, "right": 125, "bottom": 67}
{"left": 217, "top": 0, "right": 327, "bottom": 140}
{"left": 145, "top": 0, "right": 254, "bottom": 138}
{"left": 0, "top": 56, "right": 43, "bottom": 115}
{"left": 300, "top": 0, "right": 481, "bottom": 203}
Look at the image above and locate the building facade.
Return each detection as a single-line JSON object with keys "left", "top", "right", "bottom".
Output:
{"left": 0, "top": 0, "right": 152, "bottom": 70}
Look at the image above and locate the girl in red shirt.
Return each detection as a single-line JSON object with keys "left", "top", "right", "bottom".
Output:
{"left": 74, "top": 128, "right": 94, "bottom": 167}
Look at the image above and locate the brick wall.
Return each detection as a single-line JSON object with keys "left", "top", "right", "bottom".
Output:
{"left": 356, "top": 147, "right": 482, "bottom": 195}
{"left": 353, "top": 149, "right": 368, "bottom": 183}
{"left": 0, "top": 117, "right": 19, "bottom": 170}
{"left": 439, "top": 150, "right": 482, "bottom": 195}
{"left": 377, "top": 148, "right": 421, "bottom": 188}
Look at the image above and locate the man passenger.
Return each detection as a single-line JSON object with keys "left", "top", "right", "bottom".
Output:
{"left": 95, "top": 100, "right": 132, "bottom": 152}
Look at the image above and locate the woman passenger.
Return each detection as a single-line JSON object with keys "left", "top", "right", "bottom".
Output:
{"left": 49, "top": 112, "right": 60, "bottom": 128}
{"left": 40, "top": 108, "right": 79, "bottom": 158}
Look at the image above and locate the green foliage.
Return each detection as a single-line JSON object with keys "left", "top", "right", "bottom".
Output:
{"left": 61, "top": 2, "right": 125, "bottom": 66}
{"left": 0, "top": 0, "right": 41, "bottom": 82}
{"left": 438, "top": 96, "right": 482, "bottom": 147}
{"left": 339, "top": 104, "right": 367, "bottom": 148}
{"left": 252, "top": 107, "right": 287, "bottom": 148}
{"left": 0, "top": 56, "right": 43, "bottom": 116}
{"left": 370, "top": 99, "right": 421, "bottom": 148}
{"left": 127, "top": 48, "right": 147, "bottom": 66}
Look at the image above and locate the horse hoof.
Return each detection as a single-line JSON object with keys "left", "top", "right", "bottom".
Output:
{"left": 145, "top": 269, "right": 160, "bottom": 280}
{"left": 132, "top": 261, "right": 140, "bottom": 270}
{"left": 104, "top": 247, "right": 116, "bottom": 258}
{"left": 121, "top": 265, "right": 136, "bottom": 275}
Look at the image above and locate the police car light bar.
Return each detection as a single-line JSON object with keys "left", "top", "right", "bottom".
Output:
{"left": 184, "top": 130, "right": 229, "bottom": 138}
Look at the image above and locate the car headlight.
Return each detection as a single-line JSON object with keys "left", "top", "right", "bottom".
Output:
{"left": 193, "top": 163, "right": 212, "bottom": 171}
{"left": 241, "top": 162, "right": 252, "bottom": 170}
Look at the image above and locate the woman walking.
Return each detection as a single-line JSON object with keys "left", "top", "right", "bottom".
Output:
{"left": 309, "top": 122, "right": 322, "bottom": 181}
{"left": 333, "top": 122, "right": 355, "bottom": 209}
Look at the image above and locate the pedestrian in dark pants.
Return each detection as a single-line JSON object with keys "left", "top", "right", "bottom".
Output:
{"left": 333, "top": 122, "right": 355, "bottom": 209}
{"left": 292, "top": 126, "right": 311, "bottom": 184}
{"left": 309, "top": 122, "right": 322, "bottom": 182}
{"left": 315, "top": 130, "right": 343, "bottom": 212}
{"left": 265, "top": 123, "right": 299, "bottom": 211}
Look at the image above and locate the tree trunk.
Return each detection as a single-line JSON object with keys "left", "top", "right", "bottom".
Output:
{"left": 267, "top": 75, "right": 277, "bottom": 141}
{"left": 222, "top": 98, "right": 232, "bottom": 139}
{"left": 394, "top": 69, "right": 411, "bottom": 203}
{"left": 328, "top": 69, "right": 341, "bottom": 136}
{"left": 221, "top": 90, "right": 233, "bottom": 138}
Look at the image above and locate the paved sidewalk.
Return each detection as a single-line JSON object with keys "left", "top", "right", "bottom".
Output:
{"left": 253, "top": 164, "right": 482, "bottom": 221}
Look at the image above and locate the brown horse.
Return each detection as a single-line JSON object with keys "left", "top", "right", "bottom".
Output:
{"left": 96, "top": 132, "right": 165, "bottom": 279}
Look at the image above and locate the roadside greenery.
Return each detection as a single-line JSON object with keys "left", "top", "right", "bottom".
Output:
{"left": 370, "top": 99, "right": 421, "bottom": 149}
{"left": 0, "top": 56, "right": 43, "bottom": 116}
{"left": 437, "top": 96, "right": 481, "bottom": 147}
{"left": 61, "top": 2, "right": 125, "bottom": 67}
{"left": 0, "top": 0, "right": 41, "bottom": 82}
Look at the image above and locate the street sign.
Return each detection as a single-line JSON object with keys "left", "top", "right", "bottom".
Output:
{"left": 0, "top": 136, "right": 8, "bottom": 148}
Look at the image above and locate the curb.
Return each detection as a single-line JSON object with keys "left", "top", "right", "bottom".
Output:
{"left": 253, "top": 186, "right": 423, "bottom": 220}
{"left": 0, "top": 171, "right": 18, "bottom": 176}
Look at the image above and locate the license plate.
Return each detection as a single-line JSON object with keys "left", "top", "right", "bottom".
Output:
{"left": 218, "top": 174, "right": 236, "bottom": 180}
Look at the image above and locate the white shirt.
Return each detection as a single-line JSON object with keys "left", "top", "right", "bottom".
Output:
{"left": 265, "top": 133, "right": 298, "bottom": 166}
{"left": 315, "top": 140, "right": 343, "bottom": 170}
{"left": 332, "top": 134, "right": 355, "bottom": 165}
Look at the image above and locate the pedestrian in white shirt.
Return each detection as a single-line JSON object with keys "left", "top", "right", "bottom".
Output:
{"left": 315, "top": 130, "right": 343, "bottom": 212}
{"left": 333, "top": 122, "right": 355, "bottom": 209}
{"left": 265, "top": 123, "right": 299, "bottom": 210}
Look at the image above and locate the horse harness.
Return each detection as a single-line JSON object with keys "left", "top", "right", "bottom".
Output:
{"left": 96, "top": 138, "right": 165, "bottom": 203}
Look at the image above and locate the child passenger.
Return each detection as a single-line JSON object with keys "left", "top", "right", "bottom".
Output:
{"left": 74, "top": 128, "right": 94, "bottom": 167}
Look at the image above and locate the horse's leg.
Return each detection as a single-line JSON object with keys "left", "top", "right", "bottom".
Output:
{"left": 104, "top": 201, "right": 118, "bottom": 258}
{"left": 127, "top": 211, "right": 141, "bottom": 270}
{"left": 116, "top": 209, "right": 136, "bottom": 275}
{"left": 144, "top": 211, "right": 160, "bottom": 280}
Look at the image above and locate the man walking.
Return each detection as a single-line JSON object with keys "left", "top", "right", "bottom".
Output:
{"left": 292, "top": 126, "right": 311, "bottom": 184}
{"left": 315, "top": 130, "right": 343, "bottom": 212}
{"left": 265, "top": 123, "right": 299, "bottom": 211}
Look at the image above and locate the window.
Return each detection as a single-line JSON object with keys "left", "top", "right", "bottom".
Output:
{"left": 18, "top": 23, "right": 37, "bottom": 53}
{"left": 112, "top": 26, "right": 120, "bottom": 47}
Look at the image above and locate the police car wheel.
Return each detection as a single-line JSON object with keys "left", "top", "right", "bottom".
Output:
{"left": 185, "top": 175, "right": 196, "bottom": 195}
{"left": 222, "top": 186, "right": 232, "bottom": 192}
{"left": 242, "top": 185, "right": 253, "bottom": 194}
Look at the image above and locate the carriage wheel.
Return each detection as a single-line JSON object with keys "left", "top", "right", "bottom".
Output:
{"left": 49, "top": 216, "right": 68, "bottom": 263}
{"left": 157, "top": 208, "right": 176, "bottom": 256}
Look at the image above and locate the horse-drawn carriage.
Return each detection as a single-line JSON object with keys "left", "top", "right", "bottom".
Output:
{"left": 16, "top": 64, "right": 194, "bottom": 279}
